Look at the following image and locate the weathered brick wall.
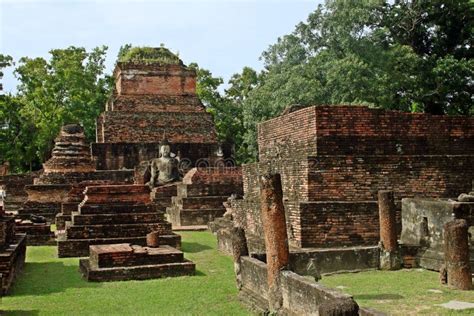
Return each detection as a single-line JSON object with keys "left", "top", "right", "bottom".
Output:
{"left": 107, "top": 95, "right": 205, "bottom": 113}
{"left": 258, "top": 107, "right": 317, "bottom": 161}
{"left": 314, "top": 106, "right": 474, "bottom": 156}
{"left": 114, "top": 63, "right": 196, "bottom": 96}
{"left": 97, "top": 112, "right": 217, "bottom": 143}
{"left": 299, "top": 202, "right": 379, "bottom": 247}
{"left": 0, "top": 173, "right": 38, "bottom": 212}
{"left": 236, "top": 105, "right": 474, "bottom": 249}
{"left": 308, "top": 155, "right": 473, "bottom": 201}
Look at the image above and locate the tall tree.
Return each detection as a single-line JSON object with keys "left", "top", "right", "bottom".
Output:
{"left": 14, "top": 46, "right": 112, "bottom": 162}
{"left": 237, "top": 0, "right": 473, "bottom": 161}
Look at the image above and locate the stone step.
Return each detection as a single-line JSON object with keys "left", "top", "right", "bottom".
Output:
{"left": 89, "top": 244, "right": 185, "bottom": 268}
{"left": 176, "top": 196, "right": 228, "bottom": 209}
{"left": 85, "top": 185, "right": 150, "bottom": 194}
{"left": 83, "top": 185, "right": 151, "bottom": 204}
{"left": 79, "top": 204, "right": 157, "bottom": 215}
{"left": 57, "top": 234, "right": 181, "bottom": 258}
{"left": 179, "top": 208, "right": 226, "bottom": 226}
{"left": 177, "top": 183, "right": 242, "bottom": 198}
{"left": 65, "top": 223, "right": 171, "bottom": 239}
{"left": 72, "top": 212, "right": 165, "bottom": 226}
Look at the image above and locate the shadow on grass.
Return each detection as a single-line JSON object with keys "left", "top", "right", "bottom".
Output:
{"left": 181, "top": 241, "right": 212, "bottom": 253}
{"left": 355, "top": 293, "right": 404, "bottom": 300}
{"left": 194, "top": 269, "right": 207, "bottom": 277}
{"left": 10, "top": 261, "right": 100, "bottom": 296}
{"left": 1, "top": 310, "right": 40, "bottom": 316}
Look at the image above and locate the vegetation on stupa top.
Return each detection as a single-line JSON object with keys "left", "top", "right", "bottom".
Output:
{"left": 117, "top": 45, "right": 183, "bottom": 65}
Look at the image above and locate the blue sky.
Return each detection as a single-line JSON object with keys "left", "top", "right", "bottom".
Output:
{"left": 0, "top": 0, "right": 320, "bottom": 93}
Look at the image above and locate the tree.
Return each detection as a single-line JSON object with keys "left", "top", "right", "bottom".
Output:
{"left": 237, "top": 0, "right": 473, "bottom": 161}
{"left": 14, "top": 46, "right": 112, "bottom": 163}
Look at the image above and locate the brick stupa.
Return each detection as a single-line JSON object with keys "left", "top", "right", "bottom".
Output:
{"left": 17, "top": 125, "right": 133, "bottom": 245}
{"left": 91, "top": 49, "right": 220, "bottom": 171}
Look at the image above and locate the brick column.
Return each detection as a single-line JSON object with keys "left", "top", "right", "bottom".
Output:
{"left": 444, "top": 219, "right": 471, "bottom": 290}
{"left": 378, "top": 190, "right": 401, "bottom": 270}
{"left": 259, "top": 173, "right": 289, "bottom": 312}
{"left": 378, "top": 190, "right": 397, "bottom": 251}
{"left": 230, "top": 227, "right": 248, "bottom": 290}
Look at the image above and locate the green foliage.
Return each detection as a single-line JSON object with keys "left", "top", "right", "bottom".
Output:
{"left": 117, "top": 45, "right": 182, "bottom": 65}
{"left": 0, "top": 47, "right": 111, "bottom": 171}
{"left": 1, "top": 232, "right": 250, "bottom": 315}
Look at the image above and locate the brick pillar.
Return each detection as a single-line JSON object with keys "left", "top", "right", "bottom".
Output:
{"left": 230, "top": 227, "right": 248, "bottom": 290}
{"left": 259, "top": 173, "right": 289, "bottom": 312}
{"left": 444, "top": 219, "right": 472, "bottom": 290}
{"left": 378, "top": 190, "right": 397, "bottom": 251}
{"left": 378, "top": 190, "right": 401, "bottom": 270}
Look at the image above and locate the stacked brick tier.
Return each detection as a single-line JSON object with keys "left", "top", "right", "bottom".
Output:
{"left": 55, "top": 179, "right": 134, "bottom": 231}
{"left": 231, "top": 105, "right": 474, "bottom": 251}
{"left": 41, "top": 124, "right": 95, "bottom": 175}
{"left": 0, "top": 210, "right": 26, "bottom": 295}
{"left": 167, "top": 167, "right": 243, "bottom": 228}
{"left": 79, "top": 243, "right": 195, "bottom": 282}
{"left": 57, "top": 185, "right": 181, "bottom": 257}
{"left": 17, "top": 124, "right": 134, "bottom": 245}
{"left": 0, "top": 172, "right": 37, "bottom": 214}
{"left": 92, "top": 61, "right": 219, "bottom": 170}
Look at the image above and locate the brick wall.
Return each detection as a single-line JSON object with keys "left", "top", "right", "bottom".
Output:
{"left": 114, "top": 63, "right": 196, "bottom": 96}
{"left": 107, "top": 95, "right": 205, "bottom": 113}
{"left": 308, "top": 155, "right": 473, "bottom": 201}
{"left": 236, "top": 105, "right": 474, "bottom": 249}
{"left": 97, "top": 112, "right": 217, "bottom": 143}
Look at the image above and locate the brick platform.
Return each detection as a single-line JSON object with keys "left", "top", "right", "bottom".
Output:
{"left": 167, "top": 168, "right": 243, "bottom": 228}
{"left": 57, "top": 184, "right": 181, "bottom": 257}
{"left": 79, "top": 243, "right": 195, "bottom": 282}
{"left": 218, "top": 105, "right": 474, "bottom": 252}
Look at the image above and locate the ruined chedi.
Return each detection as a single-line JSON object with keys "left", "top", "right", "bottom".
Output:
{"left": 18, "top": 124, "right": 133, "bottom": 245}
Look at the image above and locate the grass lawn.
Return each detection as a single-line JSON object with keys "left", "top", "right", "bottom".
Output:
{"left": 1, "top": 231, "right": 251, "bottom": 316}
{"left": 320, "top": 269, "right": 474, "bottom": 315}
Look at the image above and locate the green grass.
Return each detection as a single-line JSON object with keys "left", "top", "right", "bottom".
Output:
{"left": 1, "top": 231, "right": 251, "bottom": 316}
{"left": 320, "top": 269, "right": 474, "bottom": 315}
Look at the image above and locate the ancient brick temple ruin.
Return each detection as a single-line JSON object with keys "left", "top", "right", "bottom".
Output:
{"left": 215, "top": 105, "right": 473, "bottom": 313}
{"left": 56, "top": 53, "right": 241, "bottom": 263}
{"left": 213, "top": 105, "right": 473, "bottom": 311}
{"left": 400, "top": 195, "right": 473, "bottom": 271}
{"left": 91, "top": 60, "right": 220, "bottom": 170}
{"left": 167, "top": 167, "right": 243, "bottom": 229}
{"left": 0, "top": 203, "right": 26, "bottom": 295}
{"left": 16, "top": 125, "right": 133, "bottom": 245}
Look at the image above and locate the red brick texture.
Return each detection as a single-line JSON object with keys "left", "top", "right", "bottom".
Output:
{"left": 237, "top": 105, "right": 474, "bottom": 249}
